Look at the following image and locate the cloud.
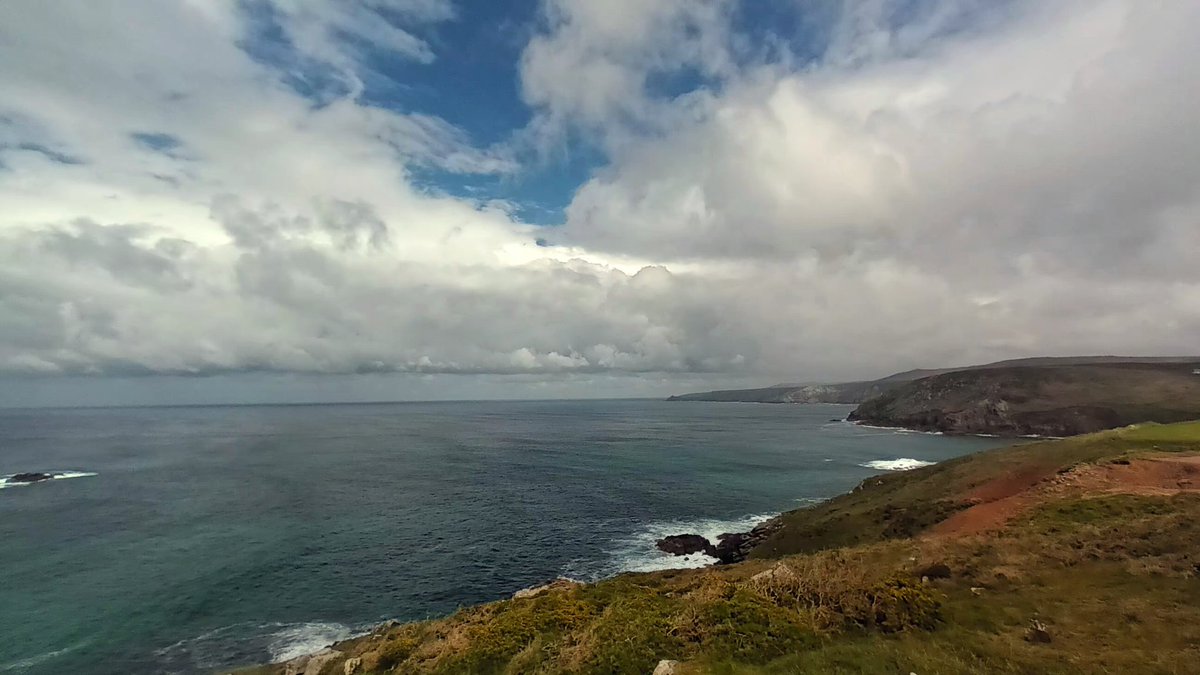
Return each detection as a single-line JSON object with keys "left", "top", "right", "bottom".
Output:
{"left": 0, "top": 0, "right": 1197, "bottom": 395}
{"left": 541, "top": 0, "right": 1200, "bottom": 365}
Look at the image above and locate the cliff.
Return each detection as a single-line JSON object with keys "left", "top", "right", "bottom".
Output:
{"left": 848, "top": 362, "right": 1200, "bottom": 436}
{"left": 668, "top": 356, "right": 1200, "bottom": 406}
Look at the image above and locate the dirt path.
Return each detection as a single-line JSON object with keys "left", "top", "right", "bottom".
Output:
{"left": 927, "top": 454, "right": 1200, "bottom": 537}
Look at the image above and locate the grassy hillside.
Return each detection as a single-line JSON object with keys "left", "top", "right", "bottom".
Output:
{"left": 244, "top": 422, "right": 1200, "bottom": 675}
{"left": 667, "top": 356, "right": 1200, "bottom": 405}
{"left": 849, "top": 362, "right": 1200, "bottom": 437}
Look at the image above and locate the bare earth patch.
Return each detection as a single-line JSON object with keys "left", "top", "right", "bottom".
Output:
{"left": 928, "top": 455, "right": 1200, "bottom": 537}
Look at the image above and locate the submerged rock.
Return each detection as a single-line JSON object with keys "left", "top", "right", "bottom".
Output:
{"left": 655, "top": 534, "right": 715, "bottom": 557}
{"left": 9, "top": 472, "right": 54, "bottom": 483}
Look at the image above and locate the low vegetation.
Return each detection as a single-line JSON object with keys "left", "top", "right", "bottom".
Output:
{"left": 849, "top": 362, "right": 1200, "bottom": 436}
{"left": 246, "top": 422, "right": 1200, "bottom": 674}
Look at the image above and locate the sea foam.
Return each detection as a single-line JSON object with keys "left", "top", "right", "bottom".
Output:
{"left": 859, "top": 458, "right": 936, "bottom": 471}
{"left": 267, "top": 622, "right": 357, "bottom": 663}
{"left": 564, "top": 512, "right": 782, "bottom": 581}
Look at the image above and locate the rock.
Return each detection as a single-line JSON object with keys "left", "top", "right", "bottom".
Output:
{"left": 711, "top": 532, "right": 752, "bottom": 564}
{"left": 282, "top": 648, "right": 342, "bottom": 675}
{"left": 9, "top": 472, "right": 54, "bottom": 483}
{"left": 915, "top": 563, "right": 951, "bottom": 580}
{"left": 655, "top": 534, "right": 715, "bottom": 557}
{"left": 306, "top": 649, "right": 341, "bottom": 675}
{"left": 656, "top": 518, "right": 783, "bottom": 564}
{"left": 513, "top": 577, "right": 583, "bottom": 599}
{"left": 343, "top": 656, "right": 362, "bottom": 675}
{"left": 282, "top": 654, "right": 308, "bottom": 675}
{"left": 750, "top": 562, "right": 796, "bottom": 585}
{"left": 374, "top": 619, "right": 401, "bottom": 633}
{"left": 360, "top": 650, "right": 382, "bottom": 672}
{"left": 1024, "top": 619, "right": 1052, "bottom": 643}
{"left": 653, "top": 659, "right": 681, "bottom": 674}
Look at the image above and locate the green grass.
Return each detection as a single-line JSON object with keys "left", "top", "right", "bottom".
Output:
{"left": 752, "top": 421, "right": 1200, "bottom": 558}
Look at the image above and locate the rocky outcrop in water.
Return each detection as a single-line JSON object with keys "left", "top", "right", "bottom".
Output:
{"left": 655, "top": 517, "right": 783, "bottom": 564}
{"left": 655, "top": 534, "right": 714, "bottom": 556}
{"left": 9, "top": 472, "right": 54, "bottom": 483}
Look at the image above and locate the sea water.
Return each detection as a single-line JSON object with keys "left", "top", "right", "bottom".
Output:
{"left": 0, "top": 400, "right": 1007, "bottom": 674}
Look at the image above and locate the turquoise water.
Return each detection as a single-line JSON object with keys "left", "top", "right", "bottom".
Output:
{"left": 0, "top": 400, "right": 1007, "bottom": 673}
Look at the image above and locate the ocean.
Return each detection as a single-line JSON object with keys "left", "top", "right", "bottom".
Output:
{"left": 0, "top": 400, "right": 1007, "bottom": 674}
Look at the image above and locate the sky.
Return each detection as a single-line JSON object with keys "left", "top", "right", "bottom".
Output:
{"left": 1, "top": 0, "right": 1198, "bottom": 406}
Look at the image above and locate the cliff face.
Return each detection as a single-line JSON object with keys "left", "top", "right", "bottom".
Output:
{"left": 848, "top": 363, "right": 1200, "bottom": 436}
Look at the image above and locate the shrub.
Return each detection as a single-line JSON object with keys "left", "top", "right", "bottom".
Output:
{"left": 750, "top": 554, "right": 941, "bottom": 633}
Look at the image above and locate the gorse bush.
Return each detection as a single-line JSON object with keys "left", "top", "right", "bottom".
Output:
{"left": 748, "top": 554, "right": 941, "bottom": 633}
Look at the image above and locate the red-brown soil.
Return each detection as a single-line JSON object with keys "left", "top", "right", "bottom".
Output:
{"left": 928, "top": 455, "right": 1200, "bottom": 537}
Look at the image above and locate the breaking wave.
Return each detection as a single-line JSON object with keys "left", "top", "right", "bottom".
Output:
{"left": 859, "top": 458, "right": 936, "bottom": 471}
{"left": 563, "top": 512, "right": 779, "bottom": 581}
{"left": 0, "top": 471, "right": 97, "bottom": 489}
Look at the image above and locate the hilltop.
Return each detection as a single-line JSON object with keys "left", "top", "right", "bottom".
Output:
{"left": 849, "top": 361, "right": 1200, "bottom": 437}
{"left": 243, "top": 422, "right": 1200, "bottom": 675}
{"left": 666, "top": 356, "right": 1200, "bottom": 406}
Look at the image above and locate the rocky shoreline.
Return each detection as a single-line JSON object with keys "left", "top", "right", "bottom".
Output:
{"left": 265, "top": 519, "right": 787, "bottom": 674}
{"left": 653, "top": 516, "right": 783, "bottom": 564}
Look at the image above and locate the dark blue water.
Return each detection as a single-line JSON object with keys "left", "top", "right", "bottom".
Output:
{"left": 0, "top": 400, "right": 1007, "bottom": 673}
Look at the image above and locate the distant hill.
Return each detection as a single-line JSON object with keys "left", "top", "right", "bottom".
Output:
{"left": 667, "top": 356, "right": 1200, "bottom": 406}
{"left": 848, "top": 361, "right": 1200, "bottom": 436}
{"left": 666, "top": 380, "right": 906, "bottom": 404}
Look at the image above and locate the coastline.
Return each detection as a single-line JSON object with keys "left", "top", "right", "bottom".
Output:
{"left": 848, "top": 419, "right": 1062, "bottom": 440}
{"left": 237, "top": 421, "right": 1200, "bottom": 674}
{"left": 254, "top": 458, "right": 941, "bottom": 673}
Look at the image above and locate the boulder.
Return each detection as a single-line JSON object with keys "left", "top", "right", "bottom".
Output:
{"left": 513, "top": 577, "right": 583, "bottom": 599}
{"left": 1024, "top": 619, "right": 1052, "bottom": 644}
{"left": 712, "top": 518, "right": 784, "bottom": 564}
{"left": 655, "top": 534, "right": 715, "bottom": 557}
{"left": 282, "top": 648, "right": 341, "bottom": 675}
{"left": 711, "top": 532, "right": 752, "bottom": 564}
{"left": 304, "top": 649, "right": 341, "bottom": 675}
{"left": 653, "top": 659, "right": 681, "bottom": 674}
{"left": 343, "top": 656, "right": 362, "bottom": 675}
{"left": 750, "top": 562, "right": 797, "bottom": 585}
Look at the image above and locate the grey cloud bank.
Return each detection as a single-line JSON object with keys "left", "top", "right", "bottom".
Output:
{"left": 0, "top": 0, "right": 1198, "bottom": 403}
